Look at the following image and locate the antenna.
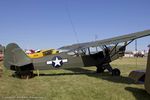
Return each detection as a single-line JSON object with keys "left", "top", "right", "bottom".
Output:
{"left": 65, "top": 0, "right": 79, "bottom": 43}
{"left": 95, "top": 34, "right": 98, "bottom": 41}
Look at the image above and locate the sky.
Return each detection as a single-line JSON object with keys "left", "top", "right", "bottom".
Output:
{"left": 0, "top": 0, "right": 150, "bottom": 51}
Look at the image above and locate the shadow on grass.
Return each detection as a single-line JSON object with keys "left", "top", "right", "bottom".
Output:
{"left": 125, "top": 87, "right": 150, "bottom": 100}
{"left": 35, "top": 67, "right": 134, "bottom": 84}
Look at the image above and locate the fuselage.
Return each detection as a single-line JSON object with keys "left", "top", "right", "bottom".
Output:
{"left": 29, "top": 45, "right": 126, "bottom": 71}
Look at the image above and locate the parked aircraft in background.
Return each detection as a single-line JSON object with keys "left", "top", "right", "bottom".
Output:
{"left": 25, "top": 49, "right": 59, "bottom": 58}
{"left": 0, "top": 45, "right": 5, "bottom": 61}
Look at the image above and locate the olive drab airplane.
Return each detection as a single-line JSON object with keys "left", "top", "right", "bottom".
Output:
{"left": 3, "top": 29, "right": 150, "bottom": 78}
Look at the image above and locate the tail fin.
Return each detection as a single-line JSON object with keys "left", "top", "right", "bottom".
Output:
{"left": 4, "top": 43, "right": 32, "bottom": 70}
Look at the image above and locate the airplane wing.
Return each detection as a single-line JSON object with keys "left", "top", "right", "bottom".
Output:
{"left": 59, "top": 29, "right": 150, "bottom": 51}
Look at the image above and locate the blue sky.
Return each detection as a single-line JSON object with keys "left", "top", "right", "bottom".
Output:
{"left": 0, "top": 0, "right": 150, "bottom": 51}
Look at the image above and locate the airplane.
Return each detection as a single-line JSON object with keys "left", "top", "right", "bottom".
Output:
{"left": 3, "top": 29, "right": 150, "bottom": 79}
{"left": 26, "top": 49, "right": 59, "bottom": 58}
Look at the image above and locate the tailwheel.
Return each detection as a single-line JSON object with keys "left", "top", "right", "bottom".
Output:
{"left": 21, "top": 74, "right": 28, "bottom": 79}
{"left": 14, "top": 71, "right": 34, "bottom": 79}
{"left": 112, "top": 68, "right": 120, "bottom": 76}
{"left": 20, "top": 72, "right": 33, "bottom": 79}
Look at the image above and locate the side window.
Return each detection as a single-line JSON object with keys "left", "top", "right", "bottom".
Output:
{"left": 67, "top": 51, "right": 80, "bottom": 57}
{"left": 43, "top": 50, "right": 52, "bottom": 56}
{"left": 67, "top": 52, "right": 75, "bottom": 56}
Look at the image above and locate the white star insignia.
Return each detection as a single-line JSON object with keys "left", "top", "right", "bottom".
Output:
{"left": 46, "top": 56, "right": 68, "bottom": 67}
{"left": 53, "top": 57, "right": 62, "bottom": 66}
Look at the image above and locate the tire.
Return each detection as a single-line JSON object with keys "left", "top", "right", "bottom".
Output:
{"left": 112, "top": 68, "right": 120, "bottom": 76}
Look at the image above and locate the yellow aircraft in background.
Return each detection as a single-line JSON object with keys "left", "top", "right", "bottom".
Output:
{"left": 27, "top": 49, "right": 59, "bottom": 58}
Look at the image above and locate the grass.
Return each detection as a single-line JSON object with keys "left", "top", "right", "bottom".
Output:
{"left": 0, "top": 57, "right": 150, "bottom": 100}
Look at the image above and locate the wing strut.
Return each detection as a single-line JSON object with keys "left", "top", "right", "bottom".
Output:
{"left": 110, "top": 40, "right": 134, "bottom": 58}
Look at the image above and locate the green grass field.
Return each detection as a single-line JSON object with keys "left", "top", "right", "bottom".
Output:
{"left": 0, "top": 57, "right": 150, "bottom": 100}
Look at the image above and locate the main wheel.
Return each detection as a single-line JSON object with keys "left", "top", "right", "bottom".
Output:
{"left": 96, "top": 66, "right": 105, "bottom": 73}
{"left": 112, "top": 68, "right": 120, "bottom": 76}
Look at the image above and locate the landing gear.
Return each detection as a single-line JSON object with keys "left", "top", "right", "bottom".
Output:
{"left": 13, "top": 71, "right": 34, "bottom": 79}
{"left": 96, "top": 64, "right": 121, "bottom": 76}
{"left": 112, "top": 68, "right": 120, "bottom": 76}
{"left": 96, "top": 66, "right": 105, "bottom": 73}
